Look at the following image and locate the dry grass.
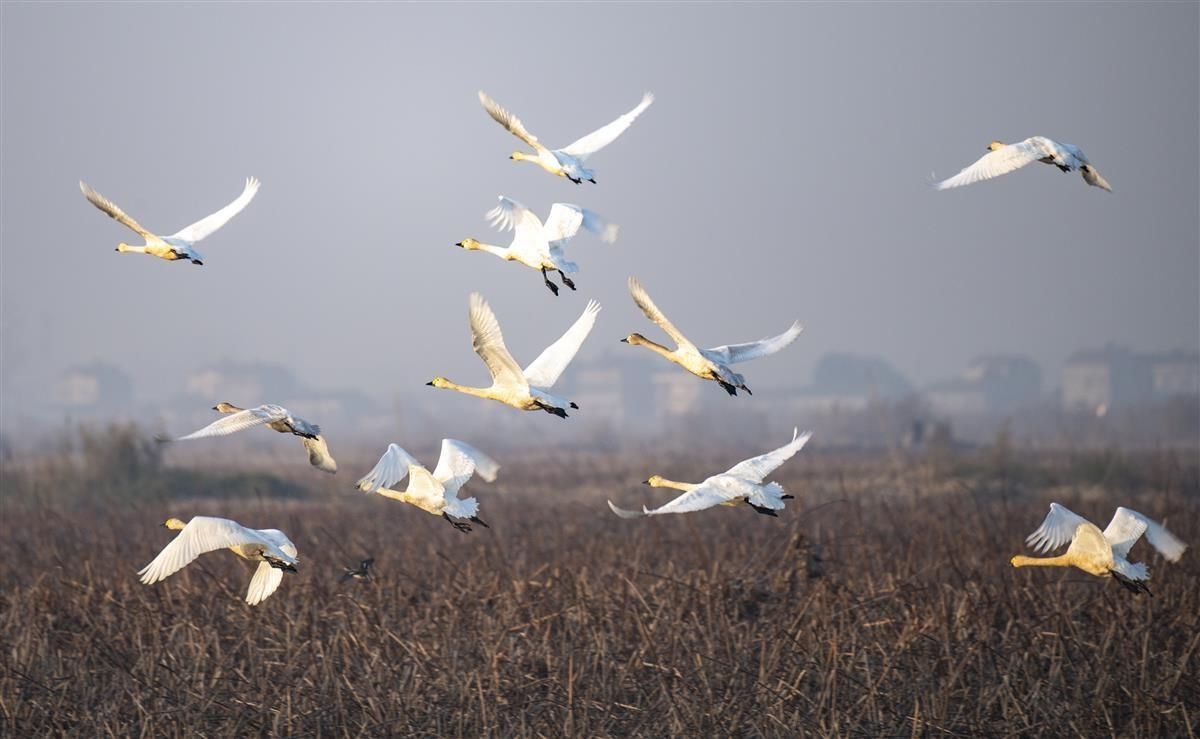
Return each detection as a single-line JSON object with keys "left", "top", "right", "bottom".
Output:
{"left": 1, "top": 447, "right": 1198, "bottom": 736}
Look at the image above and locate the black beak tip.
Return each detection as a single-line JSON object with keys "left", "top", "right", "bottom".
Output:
{"left": 425, "top": 381, "right": 434, "bottom": 386}
{"left": 642, "top": 479, "right": 651, "bottom": 486}
{"left": 619, "top": 338, "right": 629, "bottom": 343}
{"left": 455, "top": 242, "right": 463, "bottom": 247}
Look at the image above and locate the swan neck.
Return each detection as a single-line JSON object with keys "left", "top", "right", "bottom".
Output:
{"left": 437, "top": 379, "right": 494, "bottom": 400}
{"left": 632, "top": 336, "right": 676, "bottom": 359}
{"left": 653, "top": 478, "right": 696, "bottom": 491}
{"left": 1011, "top": 554, "right": 1073, "bottom": 568}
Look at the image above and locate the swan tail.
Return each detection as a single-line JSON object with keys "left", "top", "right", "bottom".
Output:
{"left": 443, "top": 496, "right": 479, "bottom": 520}
{"left": 748, "top": 482, "right": 787, "bottom": 511}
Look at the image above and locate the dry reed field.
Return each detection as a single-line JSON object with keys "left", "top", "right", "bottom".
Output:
{"left": 2, "top": 435, "right": 1198, "bottom": 737}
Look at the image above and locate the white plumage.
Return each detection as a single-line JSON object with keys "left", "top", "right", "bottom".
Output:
{"left": 173, "top": 403, "right": 336, "bottom": 473}
{"left": 934, "top": 137, "right": 1111, "bottom": 192}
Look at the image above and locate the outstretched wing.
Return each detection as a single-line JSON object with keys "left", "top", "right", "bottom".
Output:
{"left": 356, "top": 443, "right": 419, "bottom": 493}
{"left": 934, "top": 138, "right": 1053, "bottom": 190}
{"left": 432, "top": 439, "right": 500, "bottom": 497}
{"left": 301, "top": 435, "right": 337, "bottom": 474}
{"left": 560, "top": 92, "right": 654, "bottom": 161}
{"left": 522, "top": 299, "right": 601, "bottom": 389}
{"left": 176, "top": 405, "right": 288, "bottom": 441}
{"left": 543, "top": 203, "right": 619, "bottom": 246}
{"left": 138, "top": 516, "right": 264, "bottom": 585}
{"left": 478, "top": 91, "right": 546, "bottom": 151}
{"left": 723, "top": 428, "right": 813, "bottom": 482}
{"left": 627, "top": 276, "right": 695, "bottom": 350}
{"left": 469, "top": 293, "right": 527, "bottom": 387}
{"left": 79, "top": 181, "right": 156, "bottom": 240}
{"left": 1025, "top": 502, "right": 1091, "bottom": 553}
{"left": 703, "top": 320, "right": 804, "bottom": 365}
{"left": 485, "top": 196, "right": 549, "bottom": 257}
{"left": 642, "top": 482, "right": 735, "bottom": 516}
{"left": 168, "top": 177, "right": 260, "bottom": 243}
{"left": 1104, "top": 507, "right": 1187, "bottom": 562}
{"left": 245, "top": 561, "right": 284, "bottom": 605}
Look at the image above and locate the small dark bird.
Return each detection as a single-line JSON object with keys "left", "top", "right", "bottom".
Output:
{"left": 340, "top": 558, "right": 375, "bottom": 583}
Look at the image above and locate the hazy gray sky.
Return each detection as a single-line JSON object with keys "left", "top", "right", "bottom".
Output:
{"left": 2, "top": 2, "right": 1197, "bottom": 418}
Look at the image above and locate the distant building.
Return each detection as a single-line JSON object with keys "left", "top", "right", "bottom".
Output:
{"left": 183, "top": 361, "right": 300, "bottom": 403}
{"left": 924, "top": 378, "right": 988, "bottom": 416}
{"left": 56, "top": 362, "right": 134, "bottom": 410}
{"left": 926, "top": 355, "right": 1042, "bottom": 416}
{"left": 1062, "top": 345, "right": 1153, "bottom": 413}
{"left": 1147, "top": 351, "right": 1200, "bottom": 398}
{"left": 810, "top": 354, "right": 913, "bottom": 400}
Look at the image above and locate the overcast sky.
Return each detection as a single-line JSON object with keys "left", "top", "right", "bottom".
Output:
{"left": 2, "top": 2, "right": 1197, "bottom": 421}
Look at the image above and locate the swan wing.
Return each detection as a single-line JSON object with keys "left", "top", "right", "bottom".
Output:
{"left": 704, "top": 320, "right": 804, "bottom": 365}
{"left": 138, "top": 516, "right": 265, "bottom": 585}
{"left": 356, "top": 443, "right": 419, "bottom": 493}
{"left": 934, "top": 138, "right": 1053, "bottom": 190}
{"left": 544, "top": 204, "right": 619, "bottom": 246}
{"left": 559, "top": 92, "right": 654, "bottom": 161}
{"left": 433, "top": 438, "right": 500, "bottom": 498}
{"left": 245, "top": 562, "right": 283, "bottom": 605}
{"left": 723, "top": 428, "right": 813, "bottom": 482}
{"left": 642, "top": 482, "right": 734, "bottom": 516}
{"left": 1104, "top": 507, "right": 1187, "bottom": 562}
{"left": 522, "top": 299, "right": 601, "bottom": 389}
{"left": 485, "top": 196, "right": 550, "bottom": 259}
{"left": 79, "top": 181, "right": 156, "bottom": 240}
{"left": 1025, "top": 502, "right": 1091, "bottom": 553}
{"left": 478, "top": 91, "right": 546, "bottom": 152}
{"left": 301, "top": 435, "right": 337, "bottom": 473}
{"left": 469, "top": 293, "right": 527, "bottom": 387}
{"left": 176, "top": 404, "right": 288, "bottom": 441}
{"left": 627, "top": 276, "right": 696, "bottom": 350}
{"left": 168, "top": 177, "right": 260, "bottom": 243}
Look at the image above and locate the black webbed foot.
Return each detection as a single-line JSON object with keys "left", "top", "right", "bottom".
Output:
{"left": 191, "top": 259, "right": 204, "bottom": 265}
{"left": 781, "top": 494, "right": 795, "bottom": 500}
{"left": 558, "top": 272, "right": 576, "bottom": 290}
{"left": 740, "top": 385, "right": 753, "bottom": 396}
{"left": 747, "top": 501, "right": 779, "bottom": 517}
{"left": 443, "top": 512, "right": 472, "bottom": 533}
{"left": 541, "top": 267, "right": 560, "bottom": 295}
{"left": 569, "top": 402, "right": 579, "bottom": 409}
{"left": 587, "top": 178, "right": 596, "bottom": 184}
{"left": 469, "top": 515, "right": 491, "bottom": 529}
{"left": 534, "top": 401, "right": 569, "bottom": 418}
{"left": 566, "top": 174, "right": 582, "bottom": 184}
{"left": 717, "top": 380, "right": 738, "bottom": 396}
{"left": 1111, "top": 569, "right": 1152, "bottom": 595}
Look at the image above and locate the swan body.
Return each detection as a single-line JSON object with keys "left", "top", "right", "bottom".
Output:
{"left": 175, "top": 402, "right": 336, "bottom": 473}
{"left": 458, "top": 196, "right": 618, "bottom": 295}
{"left": 609, "top": 428, "right": 812, "bottom": 518}
{"left": 139, "top": 516, "right": 298, "bottom": 605}
{"left": 427, "top": 293, "right": 599, "bottom": 418}
{"left": 356, "top": 439, "right": 500, "bottom": 532}
{"left": 478, "top": 91, "right": 653, "bottom": 184}
{"left": 1011, "top": 503, "right": 1187, "bottom": 592}
{"left": 622, "top": 276, "right": 803, "bottom": 396}
{"left": 934, "top": 138, "right": 1111, "bottom": 192}
{"left": 80, "top": 178, "right": 260, "bottom": 264}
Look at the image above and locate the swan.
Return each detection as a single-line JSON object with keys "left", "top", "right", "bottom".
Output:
{"left": 139, "top": 516, "right": 298, "bottom": 605}
{"left": 608, "top": 428, "right": 812, "bottom": 518}
{"left": 622, "top": 276, "right": 803, "bottom": 396}
{"left": 1011, "top": 503, "right": 1187, "bottom": 593}
{"left": 427, "top": 293, "right": 599, "bottom": 418}
{"left": 79, "top": 177, "right": 260, "bottom": 264}
{"left": 457, "top": 196, "right": 619, "bottom": 296}
{"left": 934, "top": 138, "right": 1111, "bottom": 192}
{"left": 478, "top": 91, "right": 654, "bottom": 184}
{"left": 340, "top": 558, "right": 375, "bottom": 583}
{"left": 174, "top": 402, "right": 337, "bottom": 473}
{"left": 356, "top": 439, "right": 500, "bottom": 533}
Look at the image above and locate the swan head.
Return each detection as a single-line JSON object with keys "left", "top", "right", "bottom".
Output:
{"left": 164, "top": 517, "right": 188, "bottom": 531}
{"left": 212, "top": 401, "right": 240, "bottom": 413}
{"left": 509, "top": 151, "right": 527, "bottom": 161}
{"left": 426, "top": 376, "right": 450, "bottom": 389}
{"left": 456, "top": 238, "right": 481, "bottom": 251}
{"left": 644, "top": 475, "right": 667, "bottom": 487}
{"left": 987, "top": 140, "right": 1006, "bottom": 151}
{"left": 621, "top": 333, "right": 648, "bottom": 345}
{"left": 116, "top": 242, "right": 129, "bottom": 253}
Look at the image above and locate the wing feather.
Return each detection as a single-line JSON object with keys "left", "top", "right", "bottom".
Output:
{"left": 934, "top": 139, "right": 1052, "bottom": 190}
{"left": 627, "top": 276, "right": 695, "bottom": 350}
{"left": 245, "top": 561, "right": 284, "bottom": 605}
{"left": 432, "top": 439, "right": 500, "bottom": 498}
{"left": 176, "top": 405, "right": 287, "bottom": 441}
{"left": 356, "top": 443, "right": 419, "bottom": 493}
{"left": 1025, "top": 502, "right": 1091, "bottom": 553}
{"left": 560, "top": 92, "right": 654, "bottom": 161}
{"left": 1104, "top": 507, "right": 1187, "bottom": 561}
{"left": 169, "top": 177, "right": 260, "bottom": 243}
{"left": 642, "top": 482, "right": 735, "bottom": 516}
{"left": 79, "top": 181, "right": 156, "bottom": 240}
{"left": 704, "top": 320, "right": 804, "bottom": 365}
{"left": 301, "top": 435, "right": 337, "bottom": 473}
{"left": 522, "top": 300, "right": 600, "bottom": 389}
{"left": 138, "top": 516, "right": 264, "bottom": 585}
{"left": 469, "top": 293, "right": 527, "bottom": 387}
{"left": 478, "top": 91, "right": 546, "bottom": 151}
{"left": 724, "top": 428, "right": 813, "bottom": 482}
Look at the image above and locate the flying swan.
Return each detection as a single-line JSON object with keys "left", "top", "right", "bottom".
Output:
{"left": 428, "top": 293, "right": 599, "bottom": 418}
{"left": 609, "top": 428, "right": 813, "bottom": 518}
{"left": 139, "top": 516, "right": 299, "bottom": 605}
{"left": 79, "top": 177, "right": 260, "bottom": 264}
{"left": 622, "top": 277, "right": 803, "bottom": 396}
{"left": 1011, "top": 503, "right": 1187, "bottom": 593}
{"left": 934, "top": 137, "right": 1111, "bottom": 192}
{"left": 457, "top": 196, "right": 619, "bottom": 296}
{"left": 478, "top": 90, "right": 654, "bottom": 184}
{"left": 356, "top": 439, "right": 500, "bottom": 533}
{"left": 173, "top": 402, "right": 337, "bottom": 473}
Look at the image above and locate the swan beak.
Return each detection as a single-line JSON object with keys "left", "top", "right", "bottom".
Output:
{"left": 425, "top": 381, "right": 434, "bottom": 386}
{"left": 642, "top": 479, "right": 651, "bottom": 485}
{"left": 619, "top": 337, "right": 629, "bottom": 343}
{"left": 455, "top": 242, "right": 464, "bottom": 248}
{"left": 508, "top": 154, "right": 515, "bottom": 160}
{"left": 210, "top": 405, "right": 219, "bottom": 411}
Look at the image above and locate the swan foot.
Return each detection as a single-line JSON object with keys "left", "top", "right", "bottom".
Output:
{"left": 566, "top": 174, "right": 582, "bottom": 184}
{"left": 541, "top": 268, "right": 560, "bottom": 296}
{"left": 740, "top": 384, "right": 753, "bottom": 396}
{"left": 717, "top": 380, "right": 738, "bottom": 396}
{"left": 469, "top": 515, "right": 490, "bottom": 529}
{"left": 587, "top": 178, "right": 596, "bottom": 184}
{"left": 569, "top": 402, "right": 579, "bottom": 409}
{"left": 191, "top": 259, "right": 204, "bottom": 265}
{"left": 443, "top": 512, "right": 473, "bottom": 533}
{"left": 1111, "top": 569, "right": 1152, "bottom": 595}
{"left": 558, "top": 272, "right": 576, "bottom": 291}
{"left": 534, "top": 401, "right": 568, "bottom": 418}
{"left": 781, "top": 494, "right": 795, "bottom": 500}
{"left": 747, "top": 502, "right": 779, "bottom": 517}
{"left": 265, "top": 555, "right": 298, "bottom": 572}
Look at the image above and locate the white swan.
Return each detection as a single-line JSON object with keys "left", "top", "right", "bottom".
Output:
{"left": 609, "top": 429, "right": 813, "bottom": 518}
{"left": 478, "top": 91, "right": 654, "bottom": 184}
{"left": 356, "top": 439, "right": 500, "bottom": 533}
{"left": 934, "top": 138, "right": 1111, "bottom": 192}
{"left": 1011, "top": 503, "right": 1187, "bottom": 593}
{"left": 139, "top": 516, "right": 298, "bottom": 605}
{"left": 427, "top": 293, "right": 599, "bottom": 418}
{"left": 457, "top": 196, "right": 619, "bottom": 296}
{"left": 174, "top": 402, "right": 337, "bottom": 473}
{"left": 622, "top": 276, "right": 803, "bottom": 396}
{"left": 80, "top": 177, "right": 260, "bottom": 264}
